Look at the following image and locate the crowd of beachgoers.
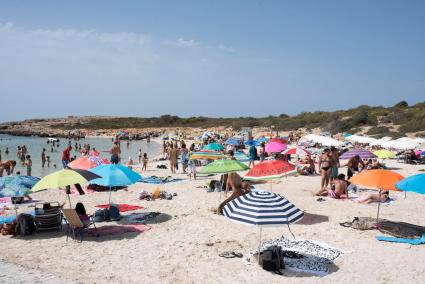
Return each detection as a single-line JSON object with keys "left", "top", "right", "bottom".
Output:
{"left": 0, "top": 129, "right": 424, "bottom": 283}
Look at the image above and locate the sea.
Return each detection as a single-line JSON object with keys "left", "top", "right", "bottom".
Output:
{"left": 0, "top": 134, "right": 161, "bottom": 177}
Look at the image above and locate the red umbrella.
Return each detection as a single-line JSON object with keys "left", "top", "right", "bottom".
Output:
{"left": 282, "top": 147, "right": 311, "bottom": 156}
{"left": 68, "top": 156, "right": 110, "bottom": 170}
{"left": 244, "top": 160, "right": 296, "bottom": 181}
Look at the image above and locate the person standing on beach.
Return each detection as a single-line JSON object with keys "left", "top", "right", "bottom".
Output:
{"left": 110, "top": 141, "right": 121, "bottom": 164}
{"left": 248, "top": 143, "right": 257, "bottom": 168}
{"left": 41, "top": 148, "right": 46, "bottom": 168}
{"left": 5, "top": 147, "right": 9, "bottom": 155}
{"left": 330, "top": 147, "right": 340, "bottom": 181}
{"left": 180, "top": 143, "right": 189, "bottom": 174}
{"left": 61, "top": 145, "right": 72, "bottom": 168}
{"left": 168, "top": 144, "right": 177, "bottom": 174}
{"left": 318, "top": 148, "right": 334, "bottom": 190}
{"left": 142, "top": 153, "right": 148, "bottom": 171}
{"left": 138, "top": 149, "right": 142, "bottom": 164}
{"left": 24, "top": 155, "right": 32, "bottom": 176}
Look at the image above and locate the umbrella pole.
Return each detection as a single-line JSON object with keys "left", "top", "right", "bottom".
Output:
{"left": 404, "top": 191, "right": 407, "bottom": 199}
{"left": 258, "top": 227, "right": 262, "bottom": 265}
{"left": 109, "top": 186, "right": 112, "bottom": 205}
{"left": 270, "top": 182, "right": 273, "bottom": 193}
{"left": 376, "top": 190, "right": 382, "bottom": 225}
{"left": 67, "top": 194, "right": 72, "bottom": 208}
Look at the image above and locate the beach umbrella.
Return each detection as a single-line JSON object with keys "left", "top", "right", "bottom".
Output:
{"left": 396, "top": 174, "right": 425, "bottom": 195}
{"left": 244, "top": 160, "right": 296, "bottom": 181}
{"left": 189, "top": 151, "right": 226, "bottom": 160}
{"left": 265, "top": 142, "right": 287, "bottom": 154}
{"left": 244, "top": 139, "right": 259, "bottom": 146}
{"left": 224, "top": 138, "right": 241, "bottom": 146}
{"left": 340, "top": 149, "right": 377, "bottom": 159}
{"left": 89, "top": 164, "right": 142, "bottom": 204}
{"left": 198, "top": 159, "right": 249, "bottom": 175}
{"left": 0, "top": 176, "right": 40, "bottom": 198}
{"left": 269, "top": 138, "right": 287, "bottom": 144}
{"left": 223, "top": 191, "right": 304, "bottom": 262}
{"left": 203, "top": 143, "right": 224, "bottom": 151}
{"left": 373, "top": 150, "right": 396, "bottom": 159}
{"left": 282, "top": 147, "right": 311, "bottom": 156}
{"left": 256, "top": 137, "right": 269, "bottom": 144}
{"left": 31, "top": 169, "right": 101, "bottom": 207}
{"left": 234, "top": 151, "right": 249, "bottom": 162}
{"left": 349, "top": 169, "right": 404, "bottom": 223}
{"left": 68, "top": 155, "right": 110, "bottom": 170}
{"left": 31, "top": 169, "right": 100, "bottom": 192}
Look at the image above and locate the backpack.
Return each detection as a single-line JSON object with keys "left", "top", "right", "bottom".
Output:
{"left": 259, "top": 245, "right": 285, "bottom": 274}
{"left": 109, "top": 204, "right": 121, "bottom": 221}
{"left": 93, "top": 209, "right": 110, "bottom": 222}
{"left": 15, "top": 213, "right": 35, "bottom": 236}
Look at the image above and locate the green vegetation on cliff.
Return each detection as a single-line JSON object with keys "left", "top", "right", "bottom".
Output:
{"left": 50, "top": 101, "right": 424, "bottom": 137}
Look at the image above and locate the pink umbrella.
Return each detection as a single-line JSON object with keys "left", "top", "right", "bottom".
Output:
{"left": 265, "top": 142, "right": 287, "bottom": 153}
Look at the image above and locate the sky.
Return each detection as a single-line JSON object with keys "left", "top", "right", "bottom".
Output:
{"left": 0, "top": 0, "right": 424, "bottom": 122}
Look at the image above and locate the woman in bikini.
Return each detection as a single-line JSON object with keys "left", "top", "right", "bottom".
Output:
{"left": 318, "top": 149, "right": 334, "bottom": 191}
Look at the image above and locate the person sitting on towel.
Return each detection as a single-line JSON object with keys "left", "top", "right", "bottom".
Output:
{"left": 315, "top": 174, "right": 347, "bottom": 199}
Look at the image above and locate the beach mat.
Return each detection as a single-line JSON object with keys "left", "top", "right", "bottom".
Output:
{"left": 138, "top": 176, "right": 182, "bottom": 184}
{"left": 245, "top": 236, "right": 343, "bottom": 276}
{"left": 376, "top": 234, "right": 425, "bottom": 245}
{"left": 88, "top": 224, "right": 151, "bottom": 237}
{"left": 96, "top": 204, "right": 144, "bottom": 212}
{"left": 378, "top": 220, "right": 425, "bottom": 238}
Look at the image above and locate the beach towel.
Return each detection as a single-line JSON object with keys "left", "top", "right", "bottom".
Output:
{"left": 88, "top": 224, "right": 151, "bottom": 237}
{"left": 376, "top": 233, "right": 425, "bottom": 245}
{"left": 245, "top": 236, "right": 344, "bottom": 276}
{"left": 120, "top": 212, "right": 162, "bottom": 224}
{"left": 138, "top": 176, "right": 182, "bottom": 184}
{"left": 96, "top": 204, "right": 144, "bottom": 212}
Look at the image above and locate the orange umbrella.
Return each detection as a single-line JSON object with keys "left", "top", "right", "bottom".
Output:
{"left": 349, "top": 169, "right": 404, "bottom": 224}
{"left": 349, "top": 169, "right": 404, "bottom": 191}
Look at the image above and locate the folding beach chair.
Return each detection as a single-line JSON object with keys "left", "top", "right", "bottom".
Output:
{"left": 34, "top": 202, "right": 62, "bottom": 232}
{"left": 62, "top": 209, "right": 98, "bottom": 242}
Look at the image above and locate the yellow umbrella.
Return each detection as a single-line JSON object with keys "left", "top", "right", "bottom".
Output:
{"left": 373, "top": 150, "right": 396, "bottom": 159}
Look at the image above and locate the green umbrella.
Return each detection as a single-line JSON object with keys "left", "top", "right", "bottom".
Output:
{"left": 198, "top": 159, "right": 249, "bottom": 175}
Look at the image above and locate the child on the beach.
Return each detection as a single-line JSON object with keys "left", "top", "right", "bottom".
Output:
{"left": 187, "top": 159, "right": 196, "bottom": 180}
{"left": 142, "top": 153, "right": 148, "bottom": 171}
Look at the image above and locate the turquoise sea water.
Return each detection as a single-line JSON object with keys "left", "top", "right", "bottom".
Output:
{"left": 0, "top": 134, "right": 160, "bottom": 178}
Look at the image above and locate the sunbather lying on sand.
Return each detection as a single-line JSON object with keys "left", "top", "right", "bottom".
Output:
{"left": 355, "top": 190, "right": 390, "bottom": 204}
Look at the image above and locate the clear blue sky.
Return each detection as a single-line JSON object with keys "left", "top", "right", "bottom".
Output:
{"left": 0, "top": 0, "right": 424, "bottom": 121}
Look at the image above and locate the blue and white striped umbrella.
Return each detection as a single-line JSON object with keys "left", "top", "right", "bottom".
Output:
{"left": 223, "top": 191, "right": 304, "bottom": 227}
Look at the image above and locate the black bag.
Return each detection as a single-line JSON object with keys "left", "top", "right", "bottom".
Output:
{"left": 109, "top": 204, "right": 121, "bottom": 221}
{"left": 93, "top": 209, "right": 110, "bottom": 222}
{"left": 259, "top": 245, "right": 285, "bottom": 273}
{"left": 15, "top": 213, "right": 35, "bottom": 236}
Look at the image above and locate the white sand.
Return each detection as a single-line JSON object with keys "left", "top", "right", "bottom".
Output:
{"left": 1, "top": 159, "right": 424, "bottom": 283}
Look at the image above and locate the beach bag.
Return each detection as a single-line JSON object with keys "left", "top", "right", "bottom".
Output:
{"left": 15, "top": 213, "right": 35, "bottom": 236}
{"left": 94, "top": 209, "right": 110, "bottom": 222}
{"left": 259, "top": 245, "right": 284, "bottom": 273}
{"left": 109, "top": 204, "right": 121, "bottom": 221}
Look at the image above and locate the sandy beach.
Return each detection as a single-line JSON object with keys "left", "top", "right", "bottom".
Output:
{"left": 1, "top": 155, "right": 424, "bottom": 284}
